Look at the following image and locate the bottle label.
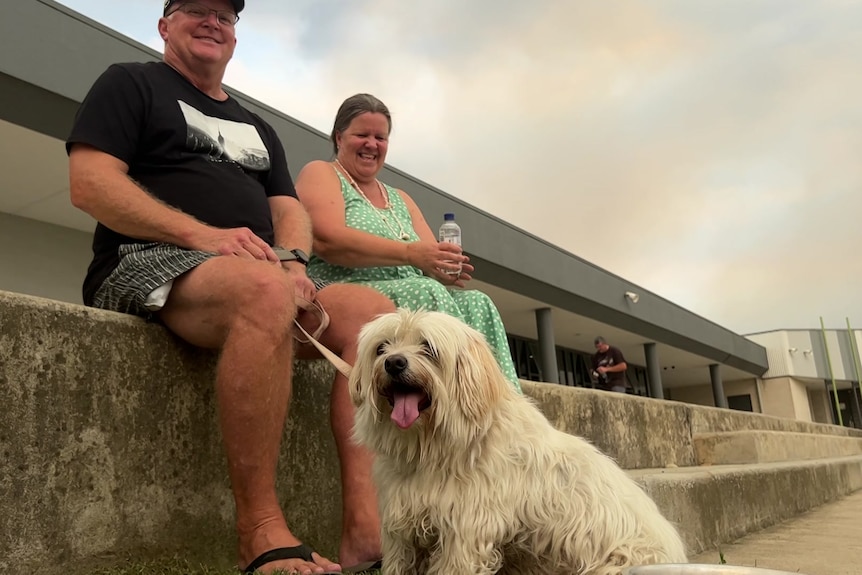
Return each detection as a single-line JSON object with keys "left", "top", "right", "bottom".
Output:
{"left": 439, "top": 222, "right": 462, "bottom": 275}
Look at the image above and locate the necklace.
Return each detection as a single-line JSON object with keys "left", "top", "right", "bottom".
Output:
{"left": 334, "top": 159, "right": 411, "bottom": 241}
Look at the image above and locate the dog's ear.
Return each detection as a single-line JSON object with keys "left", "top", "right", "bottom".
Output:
{"left": 349, "top": 327, "right": 373, "bottom": 407}
{"left": 453, "top": 329, "right": 507, "bottom": 427}
{"left": 348, "top": 364, "right": 364, "bottom": 407}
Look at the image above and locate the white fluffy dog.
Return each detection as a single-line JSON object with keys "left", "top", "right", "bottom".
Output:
{"left": 349, "top": 309, "right": 687, "bottom": 575}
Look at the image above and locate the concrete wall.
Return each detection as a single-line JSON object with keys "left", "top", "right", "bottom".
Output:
{"left": 0, "top": 212, "right": 91, "bottom": 305}
{"left": 810, "top": 387, "right": 834, "bottom": 425}
{"left": 759, "top": 377, "right": 809, "bottom": 421}
{"left": 790, "top": 377, "right": 814, "bottom": 421}
{"left": 669, "top": 383, "right": 714, "bottom": 407}
{"left": 668, "top": 379, "right": 760, "bottom": 412}
{"left": 0, "top": 290, "right": 342, "bottom": 574}
{"left": 2, "top": 290, "right": 860, "bottom": 574}
{"left": 725, "top": 379, "right": 760, "bottom": 412}
{"left": 748, "top": 328, "right": 862, "bottom": 384}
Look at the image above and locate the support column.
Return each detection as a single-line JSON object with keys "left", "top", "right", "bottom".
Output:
{"left": 710, "top": 363, "right": 728, "bottom": 408}
{"left": 535, "top": 308, "right": 558, "bottom": 384}
{"left": 644, "top": 342, "right": 663, "bottom": 399}
{"left": 850, "top": 381, "right": 862, "bottom": 429}
{"left": 825, "top": 381, "right": 839, "bottom": 425}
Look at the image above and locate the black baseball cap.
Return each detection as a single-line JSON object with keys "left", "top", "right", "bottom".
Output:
{"left": 163, "top": 0, "right": 245, "bottom": 16}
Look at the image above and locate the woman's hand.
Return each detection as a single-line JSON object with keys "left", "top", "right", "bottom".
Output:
{"left": 406, "top": 241, "right": 473, "bottom": 287}
{"left": 442, "top": 262, "right": 474, "bottom": 288}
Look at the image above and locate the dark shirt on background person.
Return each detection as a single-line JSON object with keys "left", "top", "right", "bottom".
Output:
{"left": 592, "top": 336, "right": 628, "bottom": 393}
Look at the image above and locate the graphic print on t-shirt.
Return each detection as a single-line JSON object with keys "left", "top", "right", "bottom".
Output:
{"left": 178, "top": 100, "right": 270, "bottom": 171}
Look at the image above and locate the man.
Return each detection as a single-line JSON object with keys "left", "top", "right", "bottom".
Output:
{"left": 591, "top": 336, "right": 629, "bottom": 393}
{"left": 67, "top": 1, "right": 388, "bottom": 573}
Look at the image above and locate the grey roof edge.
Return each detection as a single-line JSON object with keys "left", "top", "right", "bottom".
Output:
{"left": 472, "top": 257, "right": 768, "bottom": 375}
{"left": 746, "top": 327, "right": 861, "bottom": 336}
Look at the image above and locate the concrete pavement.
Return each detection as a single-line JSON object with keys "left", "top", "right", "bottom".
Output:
{"left": 689, "top": 489, "right": 862, "bottom": 575}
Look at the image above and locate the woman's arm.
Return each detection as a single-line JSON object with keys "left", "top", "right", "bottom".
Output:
{"left": 295, "top": 161, "right": 468, "bottom": 279}
{"left": 295, "top": 160, "right": 411, "bottom": 267}
{"left": 401, "top": 192, "right": 474, "bottom": 282}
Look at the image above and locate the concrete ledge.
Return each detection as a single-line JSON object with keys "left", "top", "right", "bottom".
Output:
{"left": 522, "top": 381, "right": 696, "bottom": 469}
{"left": 1, "top": 291, "right": 342, "bottom": 574}
{"left": 631, "top": 455, "right": 862, "bottom": 555}
{"left": 521, "top": 381, "right": 862, "bottom": 470}
{"left": 694, "top": 430, "right": 862, "bottom": 465}
{"left": 2, "top": 290, "right": 861, "bottom": 574}
{"left": 689, "top": 404, "right": 862, "bottom": 437}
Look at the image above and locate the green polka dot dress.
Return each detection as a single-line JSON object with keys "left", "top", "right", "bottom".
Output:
{"left": 309, "top": 171, "right": 521, "bottom": 392}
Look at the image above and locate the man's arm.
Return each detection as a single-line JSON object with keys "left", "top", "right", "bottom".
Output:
{"left": 606, "top": 347, "right": 628, "bottom": 372}
{"left": 268, "top": 195, "right": 316, "bottom": 301}
{"left": 269, "top": 195, "right": 312, "bottom": 254}
{"left": 70, "top": 144, "right": 277, "bottom": 260}
{"left": 603, "top": 362, "right": 628, "bottom": 373}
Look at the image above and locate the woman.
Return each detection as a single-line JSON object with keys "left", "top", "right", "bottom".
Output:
{"left": 295, "top": 93, "right": 521, "bottom": 391}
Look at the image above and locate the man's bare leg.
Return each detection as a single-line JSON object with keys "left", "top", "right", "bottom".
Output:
{"left": 298, "top": 284, "right": 393, "bottom": 567}
{"left": 158, "top": 257, "right": 340, "bottom": 574}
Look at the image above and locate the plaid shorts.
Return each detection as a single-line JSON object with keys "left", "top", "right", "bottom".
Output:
{"left": 92, "top": 242, "right": 328, "bottom": 318}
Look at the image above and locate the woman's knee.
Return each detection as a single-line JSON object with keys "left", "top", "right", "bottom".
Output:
{"left": 317, "top": 283, "right": 395, "bottom": 324}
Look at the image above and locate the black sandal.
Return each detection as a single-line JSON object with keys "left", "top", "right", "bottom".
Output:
{"left": 343, "top": 559, "right": 383, "bottom": 573}
{"left": 243, "top": 543, "right": 341, "bottom": 574}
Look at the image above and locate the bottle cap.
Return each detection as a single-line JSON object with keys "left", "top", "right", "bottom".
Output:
{"left": 444, "top": 213, "right": 455, "bottom": 221}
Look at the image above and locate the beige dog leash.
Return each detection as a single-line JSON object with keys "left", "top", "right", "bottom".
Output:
{"left": 293, "top": 298, "right": 353, "bottom": 378}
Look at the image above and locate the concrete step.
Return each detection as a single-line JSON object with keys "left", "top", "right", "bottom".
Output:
{"left": 629, "top": 455, "right": 862, "bottom": 556}
{"left": 693, "top": 430, "right": 862, "bottom": 465}
{"left": 689, "top": 489, "right": 862, "bottom": 575}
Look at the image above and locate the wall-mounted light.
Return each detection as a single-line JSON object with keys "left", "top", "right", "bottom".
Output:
{"left": 788, "top": 347, "right": 798, "bottom": 354}
{"left": 625, "top": 291, "right": 640, "bottom": 304}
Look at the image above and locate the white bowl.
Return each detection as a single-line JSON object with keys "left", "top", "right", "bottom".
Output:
{"left": 623, "top": 565, "right": 806, "bottom": 575}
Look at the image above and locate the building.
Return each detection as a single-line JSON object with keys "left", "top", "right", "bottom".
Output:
{"left": 2, "top": 0, "right": 860, "bottom": 427}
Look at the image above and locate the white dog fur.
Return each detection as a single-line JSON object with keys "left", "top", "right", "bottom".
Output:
{"left": 349, "top": 309, "right": 687, "bottom": 575}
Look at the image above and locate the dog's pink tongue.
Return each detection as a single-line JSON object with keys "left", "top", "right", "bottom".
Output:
{"left": 391, "top": 391, "right": 423, "bottom": 429}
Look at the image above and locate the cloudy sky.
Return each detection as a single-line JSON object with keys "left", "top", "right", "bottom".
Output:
{"left": 58, "top": 0, "right": 862, "bottom": 335}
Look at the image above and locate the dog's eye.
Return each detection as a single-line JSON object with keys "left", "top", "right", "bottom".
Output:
{"left": 376, "top": 343, "right": 386, "bottom": 356}
{"left": 420, "top": 340, "right": 439, "bottom": 361}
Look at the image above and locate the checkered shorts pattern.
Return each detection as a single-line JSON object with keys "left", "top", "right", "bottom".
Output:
{"left": 92, "top": 242, "right": 328, "bottom": 318}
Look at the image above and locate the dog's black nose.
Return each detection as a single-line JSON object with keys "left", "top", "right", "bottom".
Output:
{"left": 385, "top": 354, "right": 408, "bottom": 376}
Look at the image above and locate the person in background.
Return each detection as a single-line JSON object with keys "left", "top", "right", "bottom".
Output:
{"left": 66, "top": 2, "right": 387, "bottom": 573}
{"left": 592, "top": 336, "right": 629, "bottom": 393}
{"left": 294, "top": 93, "right": 521, "bottom": 391}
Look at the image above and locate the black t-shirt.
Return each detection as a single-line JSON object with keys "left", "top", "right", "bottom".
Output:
{"left": 592, "top": 345, "right": 627, "bottom": 387}
{"left": 67, "top": 62, "right": 295, "bottom": 305}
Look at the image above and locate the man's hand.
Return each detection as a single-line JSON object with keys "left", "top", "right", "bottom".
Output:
{"left": 281, "top": 261, "right": 316, "bottom": 303}
{"left": 191, "top": 227, "right": 280, "bottom": 262}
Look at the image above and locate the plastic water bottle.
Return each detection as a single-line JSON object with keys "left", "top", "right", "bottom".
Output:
{"left": 438, "top": 213, "right": 462, "bottom": 276}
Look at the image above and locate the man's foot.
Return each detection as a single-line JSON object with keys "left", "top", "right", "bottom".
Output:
{"left": 239, "top": 521, "right": 341, "bottom": 574}
{"left": 341, "top": 559, "right": 383, "bottom": 574}
{"left": 243, "top": 544, "right": 341, "bottom": 574}
{"left": 337, "top": 529, "right": 382, "bottom": 573}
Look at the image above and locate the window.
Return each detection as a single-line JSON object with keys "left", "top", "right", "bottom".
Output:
{"left": 727, "top": 394, "right": 753, "bottom": 412}
{"left": 506, "top": 334, "right": 643, "bottom": 392}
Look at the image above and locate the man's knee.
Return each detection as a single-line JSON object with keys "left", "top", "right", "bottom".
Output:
{"left": 204, "top": 262, "right": 296, "bottom": 321}
{"left": 160, "top": 263, "right": 296, "bottom": 347}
